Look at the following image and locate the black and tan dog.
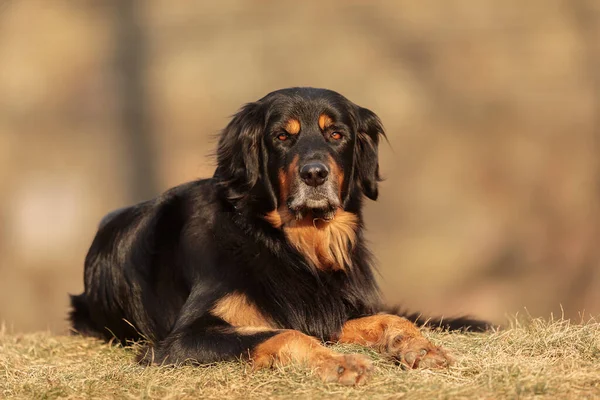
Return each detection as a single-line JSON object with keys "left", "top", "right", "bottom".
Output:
{"left": 70, "top": 87, "right": 487, "bottom": 385}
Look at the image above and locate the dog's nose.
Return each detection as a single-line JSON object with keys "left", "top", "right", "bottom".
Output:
{"left": 300, "top": 163, "right": 329, "bottom": 187}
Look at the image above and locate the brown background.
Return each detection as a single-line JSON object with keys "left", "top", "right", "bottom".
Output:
{"left": 1, "top": 1, "right": 599, "bottom": 333}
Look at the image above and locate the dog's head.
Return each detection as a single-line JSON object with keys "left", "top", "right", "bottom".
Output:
{"left": 215, "top": 87, "right": 385, "bottom": 222}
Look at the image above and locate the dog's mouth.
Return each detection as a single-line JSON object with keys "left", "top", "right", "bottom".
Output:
{"left": 289, "top": 205, "right": 337, "bottom": 221}
{"left": 287, "top": 191, "right": 340, "bottom": 221}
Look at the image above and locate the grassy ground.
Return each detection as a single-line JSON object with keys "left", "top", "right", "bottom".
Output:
{"left": 1, "top": 316, "right": 599, "bottom": 399}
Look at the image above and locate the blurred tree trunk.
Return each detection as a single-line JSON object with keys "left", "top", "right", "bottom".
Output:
{"left": 567, "top": 0, "right": 600, "bottom": 313}
{"left": 112, "top": 0, "right": 158, "bottom": 202}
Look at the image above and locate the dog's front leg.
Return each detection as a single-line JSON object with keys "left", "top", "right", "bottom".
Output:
{"left": 337, "top": 314, "right": 452, "bottom": 368}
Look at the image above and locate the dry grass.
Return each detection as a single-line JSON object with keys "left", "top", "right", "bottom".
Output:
{"left": 1, "top": 316, "right": 599, "bottom": 399}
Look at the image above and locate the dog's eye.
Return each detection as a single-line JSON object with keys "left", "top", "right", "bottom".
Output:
{"left": 277, "top": 133, "right": 289, "bottom": 141}
{"left": 330, "top": 132, "right": 343, "bottom": 140}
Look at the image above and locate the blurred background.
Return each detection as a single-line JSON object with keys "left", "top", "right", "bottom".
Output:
{"left": 1, "top": 0, "right": 599, "bottom": 333}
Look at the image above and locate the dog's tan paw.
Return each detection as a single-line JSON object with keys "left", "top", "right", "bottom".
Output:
{"left": 316, "top": 353, "right": 373, "bottom": 386}
{"left": 386, "top": 335, "right": 453, "bottom": 369}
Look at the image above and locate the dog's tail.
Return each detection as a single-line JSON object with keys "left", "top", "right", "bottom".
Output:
{"left": 386, "top": 306, "right": 492, "bottom": 332}
{"left": 68, "top": 293, "right": 106, "bottom": 339}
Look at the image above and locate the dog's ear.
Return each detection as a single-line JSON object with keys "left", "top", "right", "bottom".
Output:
{"left": 355, "top": 106, "right": 385, "bottom": 201}
{"left": 215, "top": 102, "right": 265, "bottom": 199}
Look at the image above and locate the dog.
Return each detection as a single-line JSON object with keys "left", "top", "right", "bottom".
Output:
{"left": 70, "top": 87, "right": 488, "bottom": 385}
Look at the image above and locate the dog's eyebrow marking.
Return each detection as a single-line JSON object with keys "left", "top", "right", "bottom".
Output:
{"left": 318, "top": 114, "right": 333, "bottom": 131}
{"left": 285, "top": 118, "right": 301, "bottom": 135}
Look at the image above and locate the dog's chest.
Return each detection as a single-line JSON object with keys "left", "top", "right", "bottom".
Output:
{"left": 253, "top": 267, "right": 351, "bottom": 340}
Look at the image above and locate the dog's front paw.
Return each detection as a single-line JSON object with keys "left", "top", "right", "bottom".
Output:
{"left": 316, "top": 353, "right": 373, "bottom": 386}
{"left": 385, "top": 335, "right": 453, "bottom": 369}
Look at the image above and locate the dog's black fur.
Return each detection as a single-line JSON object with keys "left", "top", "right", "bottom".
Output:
{"left": 70, "top": 87, "right": 488, "bottom": 365}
